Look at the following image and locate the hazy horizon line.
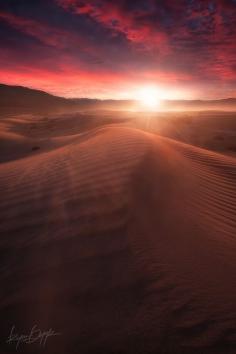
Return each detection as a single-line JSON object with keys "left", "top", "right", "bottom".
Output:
{"left": 1, "top": 82, "right": 236, "bottom": 102}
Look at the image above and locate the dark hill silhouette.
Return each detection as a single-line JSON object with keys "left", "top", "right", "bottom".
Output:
{"left": 0, "top": 84, "right": 74, "bottom": 114}
{"left": 1, "top": 83, "right": 236, "bottom": 114}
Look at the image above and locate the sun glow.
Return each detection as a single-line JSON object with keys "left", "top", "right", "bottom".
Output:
{"left": 137, "top": 86, "right": 161, "bottom": 110}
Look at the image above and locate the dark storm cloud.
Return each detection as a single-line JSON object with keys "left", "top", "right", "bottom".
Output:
{"left": 0, "top": 0, "right": 236, "bottom": 97}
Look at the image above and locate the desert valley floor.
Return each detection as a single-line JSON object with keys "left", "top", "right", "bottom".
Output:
{"left": 0, "top": 111, "right": 236, "bottom": 354}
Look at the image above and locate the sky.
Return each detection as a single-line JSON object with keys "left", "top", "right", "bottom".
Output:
{"left": 0, "top": 0, "right": 236, "bottom": 99}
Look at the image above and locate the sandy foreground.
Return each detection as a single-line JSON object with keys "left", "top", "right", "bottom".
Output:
{"left": 0, "top": 113, "right": 236, "bottom": 354}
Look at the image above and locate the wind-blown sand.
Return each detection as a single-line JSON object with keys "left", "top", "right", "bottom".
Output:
{"left": 1, "top": 113, "right": 236, "bottom": 354}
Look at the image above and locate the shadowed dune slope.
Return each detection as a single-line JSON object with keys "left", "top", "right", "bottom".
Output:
{"left": 0, "top": 126, "right": 236, "bottom": 354}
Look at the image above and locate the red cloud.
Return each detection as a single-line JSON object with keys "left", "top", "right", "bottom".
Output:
{"left": 56, "top": 0, "right": 170, "bottom": 52}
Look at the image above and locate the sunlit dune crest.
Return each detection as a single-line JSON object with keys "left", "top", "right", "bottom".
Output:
{"left": 1, "top": 97, "right": 236, "bottom": 353}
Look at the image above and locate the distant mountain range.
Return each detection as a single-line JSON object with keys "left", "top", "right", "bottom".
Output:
{"left": 162, "top": 98, "right": 236, "bottom": 110}
{"left": 1, "top": 83, "right": 236, "bottom": 113}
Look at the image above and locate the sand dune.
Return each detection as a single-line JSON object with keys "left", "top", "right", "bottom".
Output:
{"left": 1, "top": 114, "right": 236, "bottom": 354}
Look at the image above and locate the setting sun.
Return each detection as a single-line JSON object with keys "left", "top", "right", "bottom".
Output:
{"left": 137, "top": 87, "right": 161, "bottom": 110}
